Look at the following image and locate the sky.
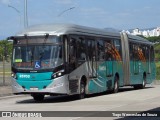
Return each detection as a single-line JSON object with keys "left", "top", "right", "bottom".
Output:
{"left": 0, "top": 0, "right": 160, "bottom": 39}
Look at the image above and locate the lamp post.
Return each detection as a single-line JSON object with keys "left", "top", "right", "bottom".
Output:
{"left": 58, "top": 7, "right": 75, "bottom": 17}
{"left": 8, "top": 1, "right": 28, "bottom": 29}
{"left": 1, "top": 42, "right": 7, "bottom": 86}
{"left": 8, "top": 5, "right": 22, "bottom": 29}
{"left": 8, "top": 5, "right": 20, "bottom": 13}
{"left": 2, "top": 56, "right": 5, "bottom": 85}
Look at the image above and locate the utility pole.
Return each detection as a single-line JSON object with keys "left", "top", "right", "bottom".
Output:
{"left": 3, "top": 55, "right": 5, "bottom": 85}
{"left": 24, "top": 0, "right": 28, "bottom": 28}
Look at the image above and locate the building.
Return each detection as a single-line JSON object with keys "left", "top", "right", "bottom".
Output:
{"left": 123, "top": 27, "right": 160, "bottom": 37}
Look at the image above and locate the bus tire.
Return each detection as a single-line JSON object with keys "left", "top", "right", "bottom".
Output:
{"left": 140, "top": 76, "right": 146, "bottom": 89}
{"left": 78, "top": 81, "right": 85, "bottom": 99}
{"left": 113, "top": 76, "right": 119, "bottom": 93}
{"left": 32, "top": 94, "right": 44, "bottom": 102}
{"left": 134, "top": 75, "right": 146, "bottom": 89}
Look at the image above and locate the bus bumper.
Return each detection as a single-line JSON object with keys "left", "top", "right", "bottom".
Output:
{"left": 11, "top": 75, "right": 70, "bottom": 95}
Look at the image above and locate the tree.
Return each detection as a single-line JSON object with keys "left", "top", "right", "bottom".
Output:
{"left": 0, "top": 40, "right": 13, "bottom": 61}
{"left": 145, "top": 36, "right": 160, "bottom": 43}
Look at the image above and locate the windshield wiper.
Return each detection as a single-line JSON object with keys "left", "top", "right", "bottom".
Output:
{"left": 40, "top": 33, "right": 49, "bottom": 60}
{"left": 24, "top": 34, "right": 28, "bottom": 47}
{"left": 24, "top": 34, "right": 34, "bottom": 66}
{"left": 43, "top": 33, "right": 49, "bottom": 46}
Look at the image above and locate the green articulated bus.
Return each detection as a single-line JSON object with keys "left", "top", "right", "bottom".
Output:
{"left": 8, "top": 24, "right": 156, "bottom": 101}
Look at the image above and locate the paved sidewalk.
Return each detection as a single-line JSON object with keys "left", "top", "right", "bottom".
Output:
{"left": 0, "top": 85, "right": 13, "bottom": 97}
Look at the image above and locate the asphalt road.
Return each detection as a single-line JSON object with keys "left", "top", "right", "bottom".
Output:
{"left": 0, "top": 85, "right": 160, "bottom": 120}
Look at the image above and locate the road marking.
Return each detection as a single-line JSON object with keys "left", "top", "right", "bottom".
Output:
{"left": 70, "top": 117, "right": 81, "bottom": 120}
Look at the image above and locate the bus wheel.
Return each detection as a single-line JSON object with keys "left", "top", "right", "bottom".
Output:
{"left": 113, "top": 76, "right": 119, "bottom": 93}
{"left": 78, "top": 81, "right": 85, "bottom": 99}
{"left": 32, "top": 94, "right": 44, "bottom": 102}
{"left": 140, "top": 77, "right": 146, "bottom": 89}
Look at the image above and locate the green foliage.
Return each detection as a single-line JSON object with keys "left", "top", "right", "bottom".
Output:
{"left": 145, "top": 36, "right": 160, "bottom": 43}
{"left": 156, "top": 65, "right": 160, "bottom": 80}
{"left": 155, "top": 43, "right": 160, "bottom": 50}
{"left": 154, "top": 43, "right": 160, "bottom": 61}
{"left": 0, "top": 40, "right": 13, "bottom": 61}
{"left": 145, "top": 36, "right": 160, "bottom": 61}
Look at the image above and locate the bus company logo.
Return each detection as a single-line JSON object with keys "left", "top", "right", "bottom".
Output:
{"left": 2, "top": 112, "right": 11, "bottom": 117}
{"left": 31, "top": 76, "right": 35, "bottom": 79}
{"left": 19, "top": 74, "right": 31, "bottom": 79}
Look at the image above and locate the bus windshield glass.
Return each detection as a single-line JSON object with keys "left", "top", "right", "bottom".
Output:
{"left": 12, "top": 36, "right": 63, "bottom": 70}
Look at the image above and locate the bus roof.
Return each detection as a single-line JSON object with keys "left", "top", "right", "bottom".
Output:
{"left": 16, "top": 23, "right": 120, "bottom": 37}
{"left": 127, "top": 34, "right": 153, "bottom": 45}
{"left": 15, "top": 23, "right": 152, "bottom": 45}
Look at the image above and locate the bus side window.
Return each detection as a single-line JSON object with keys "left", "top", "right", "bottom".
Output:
{"left": 87, "top": 40, "right": 96, "bottom": 61}
{"left": 141, "top": 44, "right": 146, "bottom": 61}
{"left": 77, "top": 37, "right": 87, "bottom": 61}
{"left": 129, "top": 42, "right": 133, "bottom": 60}
{"left": 151, "top": 46, "right": 154, "bottom": 62}
{"left": 114, "top": 39, "right": 122, "bottom": 61}
{"left": 133, "top": 44, "right": 139, "bottom": 61}
{"left": 145, "top": 46, "right": 149, "bottom": 61}
{"left": 97, "top": 40, "right": 105, "bottom": 61}
{"left": 69, "top": 38, "right": 76, "bottom": 71}
{"left": 105, "top": 40, "right": 112, "bottom": 61}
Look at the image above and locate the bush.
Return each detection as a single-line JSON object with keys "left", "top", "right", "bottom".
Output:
{"left": 156, "top": 66, "right": 160, "bottom": 80}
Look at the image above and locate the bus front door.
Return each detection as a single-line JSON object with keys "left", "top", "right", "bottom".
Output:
{"left": 88, "top": 40, "right": 97, "bottom": 78}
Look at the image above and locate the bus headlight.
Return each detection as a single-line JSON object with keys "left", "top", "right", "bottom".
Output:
{"left": 51, "top": 70, "right": 65, "bottom": 79}
{"left": 11, "top": 72, "right": 17, "bottom": 79}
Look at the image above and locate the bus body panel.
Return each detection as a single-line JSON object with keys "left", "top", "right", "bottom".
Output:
{"left": 87, "top": 60, "right": 123, "bottom": 94}
{"left": 16, "top": 72, "right": 53, "bottom": 90}
{"left": 129, "top": 61, "right": 156, "bottom": 85}
{"left": 9, "top": 23, "right": 156, "bottom": 98}
{"left": 68, "top": 62, "right": 89, "bottom": 94}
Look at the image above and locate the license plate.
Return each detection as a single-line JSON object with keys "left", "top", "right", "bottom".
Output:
{"left": 30, "top": 87, "right": 38, "bottom": 91}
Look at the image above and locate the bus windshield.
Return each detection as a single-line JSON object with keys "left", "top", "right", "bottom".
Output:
{"left": 12, "top": 45, "right": 63, "bottom": 70}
